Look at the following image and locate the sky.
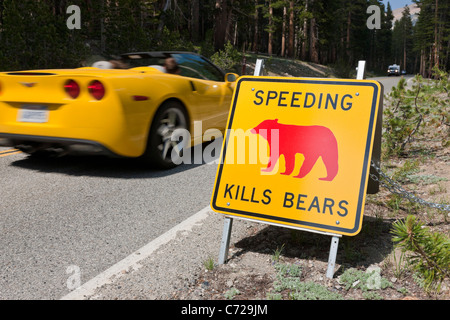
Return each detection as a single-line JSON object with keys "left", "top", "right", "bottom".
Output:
{"left": 382, "top": 0, "right": 414, "bottom": 10}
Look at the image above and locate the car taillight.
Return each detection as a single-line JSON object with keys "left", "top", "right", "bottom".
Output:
{"left": 88, "top": 80, "right": 105, "bottom": 100}
{"left": 64, "top": 80, "right": 80, "bottom": 99}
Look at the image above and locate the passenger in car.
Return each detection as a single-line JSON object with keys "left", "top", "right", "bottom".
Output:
{"left": 110, "top": 60, "right": 128, "bottom": 69}
{"left": 163, "top": 58, "right": 181, "bottom": 74}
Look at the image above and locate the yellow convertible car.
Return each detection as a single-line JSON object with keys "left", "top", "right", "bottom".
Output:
{"left": 0, "top": 52, "right": 237, "bottom": 168}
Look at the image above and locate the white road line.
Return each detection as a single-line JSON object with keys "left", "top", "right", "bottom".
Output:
{"left": 60, "top": 205, "right": 212, "bottom": 300}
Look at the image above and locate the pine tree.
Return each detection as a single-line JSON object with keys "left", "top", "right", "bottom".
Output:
{"left": 414, "top": 0, "right": 450, "bottom": 76}
{"left": 392, "top": 6, "right": 414, "bottom": 72}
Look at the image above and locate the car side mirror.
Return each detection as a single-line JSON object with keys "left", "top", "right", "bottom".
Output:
{"left": 225, "top": 73, "right": 238, "bottom": 85}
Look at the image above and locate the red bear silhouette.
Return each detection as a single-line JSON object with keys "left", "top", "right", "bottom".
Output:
{"left": 250, "top": 119, "right": 339, "bottom": 181}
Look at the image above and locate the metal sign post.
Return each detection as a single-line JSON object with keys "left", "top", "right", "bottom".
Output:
{"left": 356, "top": 60, "right": 366, "bottom": 80}
{"left": 218, "top": 215, "right": 233, "bottom": 264}
{"left": 254, "top": 59, "right": 265, "bottom": 77}
{"left": 326, "top": 236, "right": 340, "bottom": 278}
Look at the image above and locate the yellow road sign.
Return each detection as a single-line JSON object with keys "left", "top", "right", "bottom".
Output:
{"left": 211, "top": 76, "right": 382, "bottom": 236}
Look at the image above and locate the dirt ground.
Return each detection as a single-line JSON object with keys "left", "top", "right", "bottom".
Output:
{"left": 175, "top": 67, "right": 449, "bottom": 301}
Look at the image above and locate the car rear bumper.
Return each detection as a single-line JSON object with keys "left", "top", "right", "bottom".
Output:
{"left": 0, "top": 133, "right": 122, "bottom": 157}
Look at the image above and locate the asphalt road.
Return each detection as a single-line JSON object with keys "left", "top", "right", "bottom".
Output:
{"left": 369, "top": 74, "right": 414, "bottom": 94}
{"left": 0, "top": 74, "right": 411, "bottom": 300}
{"left": 0, "top": 149, "right": 221, "bottom": 299}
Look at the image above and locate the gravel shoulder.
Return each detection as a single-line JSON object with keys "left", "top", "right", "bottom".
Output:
{"left": 69, "top": 209, "right": 258, "bottom": 300}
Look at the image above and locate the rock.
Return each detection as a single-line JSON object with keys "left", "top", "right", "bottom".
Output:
{"left": 352, "top": 280, "right": 360, "bottom": 288}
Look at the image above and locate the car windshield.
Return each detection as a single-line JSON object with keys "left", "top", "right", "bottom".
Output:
{"left": 121, "top": 52, "right": 225, "bottom": 82}
{"left": 171, "top": 53, "right": 224, "bottom": 82}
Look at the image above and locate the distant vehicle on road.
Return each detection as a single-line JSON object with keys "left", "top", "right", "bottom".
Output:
{"left": 387, "top": 64, "right": 400, "bottom": 76}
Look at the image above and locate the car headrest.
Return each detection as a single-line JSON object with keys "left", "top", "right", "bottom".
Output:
{"left": 92, "top": 61, "right": 113, "bottom": 69}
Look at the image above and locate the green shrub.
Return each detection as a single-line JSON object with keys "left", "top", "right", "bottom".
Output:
{"left": 391, "top": 215, "right": 450, "bottom": 293}
{"left": 210, "top": 41, "right": 241, "bottom": 73}
{"left": 270, "top": 262, "right": 344, "bottom": 300}
{"left": 382, "top": 69, "right": 449, "bottom": 157}
{"left": 338, "top": 268, "right": 393, "bottom": 291}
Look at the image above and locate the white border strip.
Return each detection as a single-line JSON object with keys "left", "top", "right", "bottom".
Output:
{"left": 61, "top": 205, "right": 212, "bottom": 300}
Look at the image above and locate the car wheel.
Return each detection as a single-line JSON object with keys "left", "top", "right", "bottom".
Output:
{"left": 143, "top": 101, "right": 189, "bottom": 169}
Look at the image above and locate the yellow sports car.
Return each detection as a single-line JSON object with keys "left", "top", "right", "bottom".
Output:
{"left": 0, "top": 52, "right": 238, "bottom": 168}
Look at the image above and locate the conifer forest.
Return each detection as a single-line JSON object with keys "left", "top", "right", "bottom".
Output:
{"left": 0, "top": 0, "right": 448, "bottom": 76}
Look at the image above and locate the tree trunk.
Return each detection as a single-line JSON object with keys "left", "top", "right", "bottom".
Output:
{"left": 309, "top": 0, "right": 319, "bottom": 64}
{"left": 420, "top": 49, "right": 425, "bottom": 77}
{"left": 281, "top": 6, "right": 286, "bottom": 57}
{"left": 403, "top": 20, "right": 407, "bottom": 72}
{"left": 253, "top": 0, "right": 259, "bottom": 52}
{"left": 268, "top": 1, "right": 273, "bottom": 55}
{"left": 310, "top": 16, "right": 318, "bottom": 63}
{"left": 214, "top": 0, "right": 229, "bottom": 51}
{"left": 433, "top": 0, "right": 439, "bottom": 69}
{"left": 100, "top": 0, "right": 105, "bottom": 52}
{"left": 288, "top": 1, "right": 294, "bottom": 58}
{"left": 191, "top": 0, "right": 199, "bottom": 43}
{"left": 225, "top": 1, "right": 234, "bottom": 45}
{"left": 301, "top": 0, "right": 308, "bottom": 60}
{"left": 346, "top": 10, "right": 351, "bottom": 56}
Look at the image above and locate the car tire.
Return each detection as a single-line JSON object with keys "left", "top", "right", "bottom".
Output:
{"left": 142, "top": 101, "right": 189, "bottom": 169}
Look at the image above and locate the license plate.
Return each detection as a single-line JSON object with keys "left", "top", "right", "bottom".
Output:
{"left": 18, "top": 105, "right": 49, "bottom": 123}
